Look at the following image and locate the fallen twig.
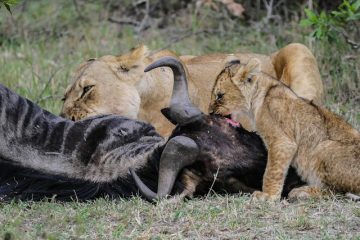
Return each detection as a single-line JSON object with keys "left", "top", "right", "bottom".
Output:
{"left": 108, "top": 17, "right": 140, "bottom": 26}
{"left": 206, "top": 166, "right": 220, "bottom": 198}
{"left": 153, "top": 29, "right": 218, "bottom": 53}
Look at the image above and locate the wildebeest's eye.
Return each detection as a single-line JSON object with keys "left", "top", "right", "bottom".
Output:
{"left": 81, "top": 85, "right": 94, "bottom": 98}
{"left": 216, "top": 92, "right": 224, "bottom": 101}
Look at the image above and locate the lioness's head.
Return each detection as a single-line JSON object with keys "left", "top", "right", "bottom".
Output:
{"left": 210, "top": 58, "right": 261, "bottom": 118}
{"left": 61, "top": 45, "right": 150, "bottom": 120}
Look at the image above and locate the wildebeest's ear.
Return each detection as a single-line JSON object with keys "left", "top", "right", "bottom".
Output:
{"left": 161, "top": 108, "right": 178, "bottom": 125}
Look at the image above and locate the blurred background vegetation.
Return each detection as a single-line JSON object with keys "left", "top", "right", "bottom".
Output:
{"left": 0, "top": 0, "right": 358, "bottom": 129}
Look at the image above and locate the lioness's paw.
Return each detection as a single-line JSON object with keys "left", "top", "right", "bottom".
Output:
{"left": 251, "top": 191, "right": 279, "bottom": 202}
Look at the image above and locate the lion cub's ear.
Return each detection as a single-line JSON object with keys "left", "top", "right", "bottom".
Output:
{"left": 232, "top": 58, "right": 261, "bottom": 86}
{"left": 221, "top": 56, "right": 241, "bottom": 77}
{"left": 224, "top": 54, "right": 241, "bottom": 68}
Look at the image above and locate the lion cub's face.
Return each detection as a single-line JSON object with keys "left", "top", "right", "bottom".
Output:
{"left": 61, "top": 46, "right": 149, "bottom": 120}
{"left": 209, "top": 59, "right": 261, "bottom": 117}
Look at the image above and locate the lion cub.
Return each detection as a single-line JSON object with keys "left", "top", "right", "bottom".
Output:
{"left": 210, "top": 58, "right": 360, "bottom": 201}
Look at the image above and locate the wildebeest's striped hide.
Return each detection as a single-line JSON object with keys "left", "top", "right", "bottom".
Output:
{"left": 0, "top": 151, "right": 168, "bottom": 201}
{"left": 0, "top": 84, "right": 181, "bottom": 201}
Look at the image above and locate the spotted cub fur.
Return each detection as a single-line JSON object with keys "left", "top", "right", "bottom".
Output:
{"left": 210, "top": 58, "right": 360, "bottom": 201}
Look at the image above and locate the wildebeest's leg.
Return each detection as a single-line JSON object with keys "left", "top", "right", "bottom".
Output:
{"left": 130, "top": 136, "right": 199, "bottom": 201}
{"left": 226, "top": 177, "right": 257, "bottom": 194}
{"left": 178, "top": 169, "right": 201, "bottom": 198}
{"left": 159, "top": 169, "right": 202, "bottom": 204}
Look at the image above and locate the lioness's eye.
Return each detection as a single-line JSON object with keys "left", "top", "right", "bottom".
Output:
{"left": 119, "top": 66, "right": 129, "bottom": 72}
{"left": 84, "top": 85, "right": 93, "bottom": 93}
{"left": 81, "top": 85, "right": 94, "bottom": 98}
{"left": 61, "top": 97, "right": 66, "bottom": 102}
{"left": 247, "top": 77, "right": 252, "bottom": 83}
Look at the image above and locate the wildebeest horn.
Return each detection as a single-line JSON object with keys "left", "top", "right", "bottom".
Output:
{"left": 144, "top": 56, "right": 202, "bottom": 125}
{"left": 130, "top": 136, "right": 199, "bottom": 201}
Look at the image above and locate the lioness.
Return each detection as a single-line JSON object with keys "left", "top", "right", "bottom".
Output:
{"left": 61, "top": 43, "right": 323, "bottom": 136}
{"left": 209, "top": 58, "right": 360, "bottom": 201}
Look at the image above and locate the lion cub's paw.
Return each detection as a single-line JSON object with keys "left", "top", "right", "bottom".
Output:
{"left": 345, "top": 192, "right": 360, "bottom": 202}
{"left": 251, "top": 191, "right": 280, "bottom": 202}
{"left": 287, "top": 186, "right": 322, "bottom": 202}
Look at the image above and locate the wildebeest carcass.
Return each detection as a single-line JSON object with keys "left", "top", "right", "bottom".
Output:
{"left": 0, "top": 83, "right": 179, "bottom": 201}
{"left": 130, "top": 56, "right": 304, "bottom": 201}
{"left": 0, "top": 83, "right": 276, "bottom": 202}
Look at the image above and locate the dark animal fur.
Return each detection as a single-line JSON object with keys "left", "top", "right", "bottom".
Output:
{"left": 166, "top": 114, "right": 304, "bottom": 197}
{"left": 0, "top": 151, "right": 175, "bottom": 201}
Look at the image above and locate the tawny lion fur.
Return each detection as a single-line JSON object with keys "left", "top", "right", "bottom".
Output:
{"left": 209, "top": 58, "right": 360, "bottom": 201}
{"left": 61, "top": 43, "right": 323, "bottom": 136}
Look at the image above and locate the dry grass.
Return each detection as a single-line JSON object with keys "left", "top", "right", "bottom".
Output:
{"left": 0, "top": 1, "right": 359, "bottom": 239}
{"left": 1, "top": 195, "right": 360, "bottom": 239}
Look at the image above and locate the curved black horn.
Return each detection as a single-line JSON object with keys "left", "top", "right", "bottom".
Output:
{"left": 130, "top": 136, "right": 199, "bottom": 201}
{"left": 144, "top": 56, "right": 202, "bottom": 125}
{"left": 130, "top": 168, "right": 157, "bottom": 201}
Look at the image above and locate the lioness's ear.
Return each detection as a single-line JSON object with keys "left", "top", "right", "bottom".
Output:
{"left": 129, "top": 45, "right": 150, "bottom": 60}
{"left": 111, "top": 45, "right": 150, "bottom": 74}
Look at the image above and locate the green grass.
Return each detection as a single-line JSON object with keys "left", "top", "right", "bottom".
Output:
{"left": 0, "top": 1, "right": 359, "bottom": 239}
{"left": 1, "top": 195, "right": 360, "bottom": 239}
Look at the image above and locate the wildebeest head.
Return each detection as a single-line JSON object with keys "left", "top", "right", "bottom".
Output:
{"left": 130, "top": 57, "right": 202, "bottom": 199}
{"left": 130, "top": 56, "right": 259, "bottom": 201}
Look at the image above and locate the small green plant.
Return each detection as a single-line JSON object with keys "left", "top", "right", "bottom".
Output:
{"left": 0, "top": 0, "right": 20, "bottom": 14}
{"left": 300, "top": 0, "right": 360, "bottom": 42}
